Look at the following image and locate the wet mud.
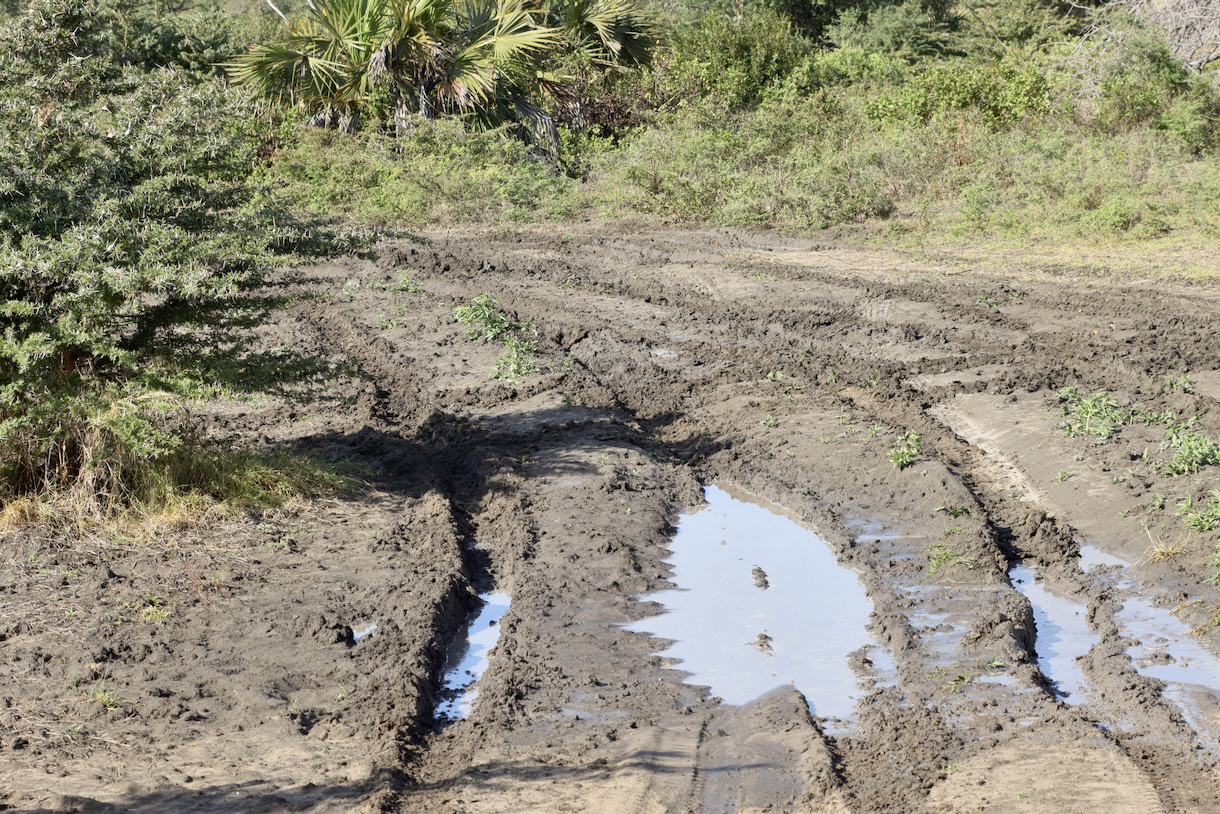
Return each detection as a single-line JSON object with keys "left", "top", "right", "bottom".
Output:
{"left": 5, "top": 226, "right": 1220, "bottom": 813}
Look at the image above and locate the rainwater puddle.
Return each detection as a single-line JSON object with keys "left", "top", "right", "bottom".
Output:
{"left": 435, "top": 592, "right": 511, "bottom": 721}
{"left": 1008, "top": 562, "right": 1099, "bottom": 700}
{"left": 353, "top": 623, "right": 378, "bottom": 644}
{"left": 1028, "top": 543, "right": 1220, "bottom": 752}
{"left": 625, "top": 484, "right": 880, "bottom": 721}
{"left": 1079, "top": 543, "right": 1128, "bottom": 571}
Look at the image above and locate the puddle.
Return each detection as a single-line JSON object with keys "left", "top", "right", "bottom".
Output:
{"left": 1079, "top": 543, "right": 1128, "bottom": 571}
{"left": 353, "top": 623, "right": 377, "bottom": 644}
{"left": 1118, "top": 596, "right": 1220, "bottom": 687}
{"left": 625, "top": 485, "right": 880, "bottom": 721}
{"left": 435, "top": 592, "right": 511, "bottom": 721}
{"left": 1008, "top": 563, "right": 1100, "bottom": 700}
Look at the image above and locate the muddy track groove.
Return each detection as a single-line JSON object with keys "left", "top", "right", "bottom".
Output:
{"left": 7, "top": 228, "right": 1220, "bottom": 814}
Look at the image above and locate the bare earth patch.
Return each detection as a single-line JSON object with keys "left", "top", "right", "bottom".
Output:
{"left": 5, "top": 226, "right": 1220, "bottom": 813}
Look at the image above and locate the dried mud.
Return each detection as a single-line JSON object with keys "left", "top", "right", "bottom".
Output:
{"left": 5, "top": 227, "right": 1220, "bottom": 813}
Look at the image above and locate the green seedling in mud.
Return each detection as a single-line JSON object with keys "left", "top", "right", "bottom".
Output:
{"left": 936, "top": 505, "right": 971, "bottom": 518}
{"left": 1055, "top": 388, "right": 1123, "bottom": 437}
{"left": 751, "top": 271, "right": 774, "bottom": 281}
{"left": 868, "top": 425, "right": 883, "bottom": 438}
{"left": 978, "top": 296, "right": 999, "bottom": 308}
{"left": 1150, "top": 493, "right": 1166, "bottom": 512}
{"left": 982, "top": 656, "right": 1005, "bottom": 669}
{"left": 375, "top": 304, "right": 410, "bottom": 330}
{"left": 927, "top": 543, "right": 977, "bottom": 575}
{"left": 452, "top": 293, "right": 533, "bottom": 342}
{"left": 1054, "top": 469, "right": 1074, "bottom": 483}
{"left": 888, "top": 430, "right": 923, "bottom": 470}
{"left": 925, "top": 661, "right": 961, "bottom": 679}
{"left": 767, "top": 370, "right": 784, "bottom": 381}
{"left": 393, "top": 271, "right": 426, "bottom": 294}
{"left": 860, "top": 370, "right": 882, "bottom": 389}
{"left": 491, "top": 336, "right": 540, "bottom": 383}
{"left": 940, "top": 526, "right": 962, "bottom": 539}
{"left": 1165, "top": 374, "right": 1195, "bottom": 393}
{"left": 760, "top": 415, "right": 779, "bottom": 429}
{"left": 785, "top": 450, "right": 795, "bottom": 458}
{"left": 1162, "top": 421, "right": 1220, "bottom": 476}
{"left": 88, "top": 680, "right": 119, "bottom": 710}
{"left": 1182, "top": 491, "right": 1220, "bottom": 532}
{"left": 837, "top": 413, "right": 850, "bottom": 425}
{"left": 138, "top": 596, "right": 169, "bottom": 625}
{"left": 950, "top": 674, "right": 973, "bottom": 692}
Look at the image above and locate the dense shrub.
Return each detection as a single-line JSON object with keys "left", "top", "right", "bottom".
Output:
{"left": 0, "top": 0, "right": 364, "bottom": 515}
{"left": 253, "top": 123, "right": 582, "bottom": 225}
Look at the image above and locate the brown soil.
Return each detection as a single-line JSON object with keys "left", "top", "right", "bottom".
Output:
{"left": 5, "top": 226, "right": 1220, "bottom": 814}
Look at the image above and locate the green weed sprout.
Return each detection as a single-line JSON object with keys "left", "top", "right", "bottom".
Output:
{"left": 888, "top": 430, "right": 923, "bottom": 470}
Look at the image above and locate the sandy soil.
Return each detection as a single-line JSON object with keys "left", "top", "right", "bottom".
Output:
{"left": 5, "top": 226, "right": 1220, "bottom": 813}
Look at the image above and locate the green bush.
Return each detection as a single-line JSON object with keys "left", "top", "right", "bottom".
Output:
{"left": 254, "top": 123, "right": 581, "bottom": 225}
{"left": 0, "top": 0, "right": 365, "bottom": 519}
{"left": 660, "top": 8, "right": 813, "bottom": 108}
{"left": 868, "top": 59, "right": 1051, "bottom": 126}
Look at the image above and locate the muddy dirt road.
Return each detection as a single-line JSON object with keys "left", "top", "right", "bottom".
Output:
{"left": 6, "top": 227, "right": 1220, "bottom": 813}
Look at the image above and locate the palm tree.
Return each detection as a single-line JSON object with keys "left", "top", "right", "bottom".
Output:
{"left": 227, "top": 0, "right": 559, "bottom": 130}
{"left": 226, "top": 0, "right": 656, "bottom": 137}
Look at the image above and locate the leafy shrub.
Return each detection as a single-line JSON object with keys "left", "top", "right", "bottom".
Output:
{"left": 254, "top": 123, "right": 581, "bottom": 225}
{"left": 827, "top": 0, "right": 960, "bottom": 60}
{"left": 0, "top": 0, "right": 366, "bottom": 518}
{"left": 660, "top": 8, "right": 813, "bottom": 108}
{"left": 868, "top": 59, "right": 1051, "bottom": 126}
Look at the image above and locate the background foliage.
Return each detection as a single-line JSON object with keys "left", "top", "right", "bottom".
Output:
{"left": 4, "top": 0, "right": 1220, "bottom": 520}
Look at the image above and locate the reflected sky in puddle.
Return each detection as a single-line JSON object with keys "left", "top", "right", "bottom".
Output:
{"left": 1009, "top": 562, "right": 1099, "bottom": 700}
{"left": 625, "top": 485, "right": 879, "bottom": 720}
{"left": 1054, "top": 544, "right": 1220, "bottom": 752}
{"left": 436, "top": 592, "right": 511, "bottom": 720}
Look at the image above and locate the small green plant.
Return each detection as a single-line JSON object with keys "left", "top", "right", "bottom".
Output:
{"left": 1182, "top": 491, "right": 1220, "bottom": 532}
{"left": 1056, "top": 387, "right": 1123, "bottom": 437}
{"left": 491, "top": 336, "right": 540, "bottom": 384}
{"left": 860, "top": 370, "right": 882, "bottom": 389}
{"left": 1162, "top": 420, "right": 1220, "bottom": 476}
{"left": 936, "top": 505, "right": 971, "bottom": 518}
{"left": 1150, "top": 493, "right": 1166, "bottom": 512}
{"left": 453, "top": 294, "right": 541, "bottom": 383}
{"left": 452, "top": 293, "right": 533, "bottom": 342}
{"left": 393, "top": 271, "right": 426, "bottom": 294}
{"left": 375, "top": 304, "right": 410, "bottom": 330}
{"left": 927, "top": 543, "right": 977, "bottom": 575}
{"left": 766, "top": 370, "right": 785, "bottom": 381}
{"left": 867, "top": 425, "right": 882, "bottom": 438}
{"left": 1054, "top": 469, "right": 1075, "bottom": 483}
{"left": 88, "top": 680, "right": 119, "bottom": 710}
{"left": 138, "top": 595, "right": 169, "bottom": 625}
{"left": 1165, "top": 374, "right": 1195, "bottom": 393}
{"left": 940, "top": 526, "right": 962, "bottom": 539}
{"left": 888, "top": 430, "right": 923, "bottom": 470}
{"left": 760, "top": 415, "right": 779, "bottom": 428}
{"left": 978, "top": 296, "right": 999, "bottom": 308}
